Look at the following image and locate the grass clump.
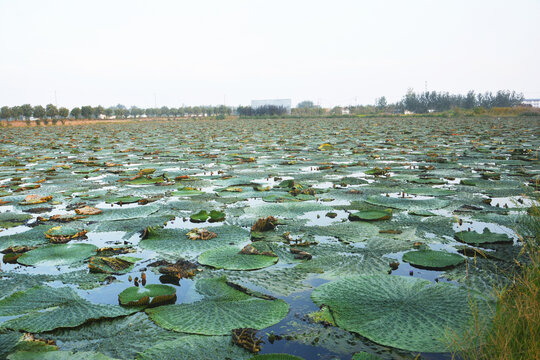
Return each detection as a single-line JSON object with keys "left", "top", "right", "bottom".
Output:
{"left": 450, "top": 203, "right": 539, "bottom": 359}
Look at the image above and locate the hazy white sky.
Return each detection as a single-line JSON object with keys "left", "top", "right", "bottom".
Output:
{"left": 1, "top": 0, "right": 539, "bottom": 108}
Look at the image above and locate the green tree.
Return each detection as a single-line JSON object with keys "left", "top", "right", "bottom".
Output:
{"left": 0, "top": 106, "right": 12, "bottom": 119}
{"left": 376, "top": 96, "right": 387, "bottom": 111}
{"left": 297, "top": 100, "right": 315, "bottom": 108}
{"left": 94, "top": 105, "right": 105, "bottom": 118}
{"left": 81, "top": 106, "right": 93, "bottom": 119}
{"left": 58, "top": 107, "right": 69, "bottom": 118}
{"left": 104, "top": 108, "right": 113, "bottom": 117}
{"left": 21, "top": 104, "right": 33, "bottom": 119}
{"left": 33, "top": 105, "right": 46, "bottom": 119}
{"left": 46, "top": 104, "right": 58, "bottom": 118}
{"left": 11, "top": 106, "right": 22, "bottom": 120}
{"left": 70, "top": 107, "right": 81, "bottom": 119}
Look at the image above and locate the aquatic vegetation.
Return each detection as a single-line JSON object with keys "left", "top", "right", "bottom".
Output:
{"left": 0, "top": 117, "right": 537, "bottom": 359}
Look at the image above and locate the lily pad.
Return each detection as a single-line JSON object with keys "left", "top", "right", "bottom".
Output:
{"left": 365, "top": 195, "right": 450, "bottom": 211}
{"left": 404, "top": 188, "right": 455, "bottom": 197}
{"left": 88, "top": 256, "right": 139, "bottom": 274}
{"left": 0, "top": 286, "right": 137, "bottom": 332}
{"left": 136, "top": 335, "right": 251, "bottom": 360}
{"left": 402, "top": 250, "right": 465, "bottom": 270}
{"left": 17, "top": 243, "right": 97, "bottom": 266}
{"left": 7, "top": 351, "right": 119, "bottom": 360}
{"left": 348, "top": 210, "right": 391, "bottom": 221}
{"left": 311, "top": 275, "right": 493, "bottom": 352}
{"left": 454, "top": 228, "right": 513, "bottom": 246}
{"left": 146, "top": 277, "right": 289, "bottom": 335}
{"left": 190, "top": 210, "right": 209, "bottom": 222}
{"left": 198, "top": 246, "right": 278, "bottom": 270}
{"left": 118, "top": 284, "right": 176, "bottom": 307}
{"left": 0, "top": 212, "right": 32, "bottom": 229}
{"left": 248, "top": 355, "right": 304, "bottom": 360}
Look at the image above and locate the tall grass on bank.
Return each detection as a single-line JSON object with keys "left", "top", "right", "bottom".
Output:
{"left": 450, "top": 204, "right": 539, "bottom": 359}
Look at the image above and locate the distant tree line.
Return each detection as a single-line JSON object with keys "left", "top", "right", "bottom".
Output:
{"left": 0, "top": 90, "right": 529, "bottom": 121}
{"left": 0, "top": 104, "right": 233, "bottom": 120}
{"left": 236, "top": 105, "right": 288, "bottom": 117}
{"left": 396, "top": 90, "right": 524, "bottom": 113}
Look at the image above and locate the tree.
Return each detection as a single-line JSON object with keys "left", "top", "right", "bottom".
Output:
{"left": 94, "top": 105, "right": 105, "bottom": 118}
{"left": 464, "top": 91, "right": 476, "bottom": 109}
{"left": 46, "top": 104, "right": 58, "bottom": 118}
{"left": 21, "top": 104, "right": 33, "bottom": 119}
{"left": 160, "top": 106, "right": 169, "bottom": 118}
{"left": 1, "top": 106, "right": 12, "bottom": 119}
{"left": 81, "top": 106, "right": 93, "bottom": 119}
{"left": 11, "top": 106, "right": 22, "bottom": 120}
{"left": 70, "top": 107, "right": 81, "bottom": 119}
{"left": 58, "top": 107, "right": 69, "bottom": 118}
{"left": 104, "top": 108, "right": 113, "bottom": 117}
{"left": 375, "top": 96, "right": 387, "bottom": 111}
{"left": 32, "top": 105, "right": 45, "bottom": 119}
{"left": 297, "top": 100, "right": 315, "bottom": 109}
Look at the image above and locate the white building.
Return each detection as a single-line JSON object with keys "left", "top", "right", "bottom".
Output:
{"left": 251, "top": 99, "right": 292, "bottom": 114}
{"left": 522, "top": 99, "right": 540, "bottom": 108}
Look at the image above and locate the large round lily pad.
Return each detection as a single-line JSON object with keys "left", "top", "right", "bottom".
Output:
{"left": 402, "top": 250, "right": 465, "bottom": 270}
{"left": 17, "top": 244, "right": 97, "bottom": 266}
{"left": 118, "top": 284, "right": 176, "bottom": 307}
{"left": 348, "top": 210, "right": 391, "bottom": 221}
{"left": 311, "top": 275, "right": 493, "bottom": 352}
{"left": 198, "top": 246, "right": 278, "bottom": 270}
{"left": 146, "top": 277, "right": 289, "bottom": 335}
{"left": 365, "top": 195, "right": 450, "bottom": 211}
{"left": 454, "top": 228, "right": 513, "bottom": 246}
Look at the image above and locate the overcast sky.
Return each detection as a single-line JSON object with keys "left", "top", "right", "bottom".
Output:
{"left": 1, "top": 0, "right": 539, "bottom": 108}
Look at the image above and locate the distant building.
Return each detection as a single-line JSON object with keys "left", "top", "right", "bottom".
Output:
{"left": 522, "top": 99, "right": 540, "bottom": 108}
{"left": 251, "top": 99, "right": 292, "bottom": 114}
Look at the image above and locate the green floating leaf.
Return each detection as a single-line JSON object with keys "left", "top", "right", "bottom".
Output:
{"left": 0, "top": 286, "right": 137, "bottom": 332}
{"left": 402, "top": 250, "right": 465, "bottom": 270}
{"left": 409, "top": 178, "right": 447, "bottom": 185}
{"left": 365, "top": 195, "right": 450, "bottom": 211}
{"left": 348, "top": 210, "right": 391, "bottom": 221}
{"left": 209, "top": 210, "right": 225, "bottom": 222}
{"left": 0, "top": 212, "right": 32, "bottom": 229}
{"left": 146, "top": 277, "right": 289, "bottom": 335}
{"left": 136, "top": 335, "right": 251, "bottom": 360}
{"left": 248, "top": 355, "right": 305, "bottom": 360}
{"left": 351, "top": 352, "right": 382, "bottom": 360}
{"left": 40, "top": 313, "right": 178, "bottom": 360}
{"left": 198, "top": 246, "right": 278, "bottom": 271}
{"left": 404, "top": 188, "right": 455, "bottom": 197}
{"left": 454, "top": 228, "right": 513, "bottom": 246}
{"left": 0, "top": 331, "right": 23, "bottom": 359}
{"left": 105, "top": 196, "right": 142, "bottom": 204}
{"left": 118, "top": 284, "right": 176, "bottom": 307}
{"left": 172, "top": 187, "right": 204, "bottom": 197}
{"left": 311, "top": 275, "right": 493, "bottom": 352}
{"left": 7, "top": 351, "right": 119, "bottom": 360}
{"left": 190, "top": 210, "right": 209, "bottom": 222}
{"left": 126, "top": 177, "right": 164, "bottom": 185}
{"left": 17, "top": 243, "right": 97, "bottom": 266}
{"left": 140, "top": 225, "right": 249, "bottom": 258}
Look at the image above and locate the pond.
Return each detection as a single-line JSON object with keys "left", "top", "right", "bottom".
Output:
{"left": 0, "top": 117, "right": 538, "bottom": 360}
